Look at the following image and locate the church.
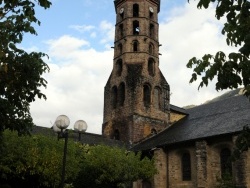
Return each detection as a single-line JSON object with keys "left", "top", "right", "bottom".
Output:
{"left": 100, "top": 0, "right": 250, "bottom": 187}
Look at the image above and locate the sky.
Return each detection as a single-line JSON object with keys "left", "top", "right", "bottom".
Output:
{"left": 24, "top": 0, "right": 237, "bottom": 134}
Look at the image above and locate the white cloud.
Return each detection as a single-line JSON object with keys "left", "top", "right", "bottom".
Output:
{"left": 46, "top": 35, "right": 90, "bottom": 59}
{"left": 31, "top": 36, "right": 113, "bottom": 134}
{"left": 159, "top": 1, "right": 235, "bottom": 107}
{"left": 69, "top": 24, "right": 95, "bottom": 33}
{"left": 99, "top": 20, "right": 115, "bottom": 45}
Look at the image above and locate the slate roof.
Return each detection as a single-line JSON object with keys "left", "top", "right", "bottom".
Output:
{"left": 31, "top": 126, "right": 126, "bottom": 148}
{"left": 132, "top": 95, "right": 250, "bottom": 151}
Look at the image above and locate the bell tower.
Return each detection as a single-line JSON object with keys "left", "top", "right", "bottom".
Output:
{"left": 102, "top": 0, "right": 170, "bottom": 144}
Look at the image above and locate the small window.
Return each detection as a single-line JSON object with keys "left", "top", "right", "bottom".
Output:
{"left": 149, "top": 11, "right": 153, "bottom": 19}
{"left": 133, "top": 40, "right": 139, "bottom": 52}
{"left": 119, "top": 24, "right": 124, "bottom": 38}
{"left": 220, "top": 148, "right": 232, "bottom": 176}
{"left": 133, "top": 4, "right": 139, "bottom": 17}
{"left": 118, "top": 43, "right": 123, "bottom": 54}
{"left": 142, "top": 180, "right": 151, "bottom": 188}
{"left": 133, "top": 20, "right": 140, "bottom": 35}
{"left": 111, "top": 86, "right": 118, "bottom": 109}
{"left": 114, "top": 129, "right": 120, "bottom": 140}
{"left": 118, "top": 82, "right": 125, "bottom": 106}
{"left": 148, "top": 58, "right": 155, "bottom": 76}
{"left": 149, "top": 43, "right": 154, "bottom": 55}
{"left": 143, "top": 84, "right": 151, "bottom": 107}
{"left": 116, "top": 59, "right": 122, "bottom": 76}
{"left": 153, "top": 87, "right": 161, "bottom": 109}
{"left": 149, "top": 24, "right": 154, "bottom": 37}
{"left": 182, "top": 152, "right": 191, "bottom": 181}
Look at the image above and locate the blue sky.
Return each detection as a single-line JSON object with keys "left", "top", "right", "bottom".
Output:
{"left": 26, "top": 0, "right": 236, "bottom": 134}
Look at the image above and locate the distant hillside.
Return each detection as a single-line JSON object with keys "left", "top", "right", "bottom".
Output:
{"left": 204, "top": 88, "right": 245, "bottom": 104}
{"left": 183, "top": 88, "right": 245, "bottom": 109}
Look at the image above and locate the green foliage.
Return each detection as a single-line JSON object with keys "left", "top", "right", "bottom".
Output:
{"left": 0, "top": 131, "right": 156, "bottom": 187}
{"left": 216, "top": 171, "right": 236, "bottom": 188}
{"left": 0, "top": 130, "right": 84, "bottom": 187}
{"left": 73, "top": 145, "right": 157, "bottom": 188}
{"left": 0, "top": 0, "right": 51, "bottom": 134}
{"left": 187, "top": 0, "right": 250, "bottom": 97}
{"left": 231, "top": 125, "right": 250, "bottom": 161}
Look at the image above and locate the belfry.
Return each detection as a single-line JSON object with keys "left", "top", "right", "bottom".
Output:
{"left": 102, "top": 0, "right": 170, "bottom": 144}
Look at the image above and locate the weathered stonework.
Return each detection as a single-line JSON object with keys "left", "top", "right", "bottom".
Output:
{"left": 102, "top": 0, "right": 170, "bottom": 144}
{"left": 195, "top": 140, "right": 207, "bottom": 188}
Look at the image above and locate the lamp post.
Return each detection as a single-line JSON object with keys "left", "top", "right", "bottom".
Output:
{"left": 53, "top": 115, "right": 88, "bottom": 188}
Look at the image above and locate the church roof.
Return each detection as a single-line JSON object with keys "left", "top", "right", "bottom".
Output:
{"left": 132, "top": 95, "right": 250, "bottom": 151}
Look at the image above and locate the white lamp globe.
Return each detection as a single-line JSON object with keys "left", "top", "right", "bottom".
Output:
{"left": 55, "top": 115, "right": 70, "bottom": 130}
{"left": 74, "top": 120, "right": 87, "bottom": 133}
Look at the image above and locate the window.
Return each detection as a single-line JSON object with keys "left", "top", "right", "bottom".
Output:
{"left": 133, "top": 4, "right": 139, "bottom": 17}
{"left": 149, "top": 43, "right": 154, "bottom": 55}
{"left": 182, "top": 152, "right": 191, "bottom": 181}
{"left": 149, "top": 11, "right": 153, "bottom": 19}
{"left": 220, "top": 148, "right": 232, "bottom": 176}
{"left": 118, "top": 82, "right": 125, "bottom": 106}
{"left": 142, "top": 180, "right": 151, "bottom": 188}
{"left": 153, "top": 87, "right": 161, "bottom": 109}
{"left": 114, "top": 129, "right": 120, "bottom": 140}
{"left": 118, "top": 43, "right": 123, "bottom": 54}
{"left": 148, "top": 58, "right": 155, "bottom": 76}
{"left": 116, "top": 59, "right": 122, "bottom": 76}
{"left": 133, "top": 21, "right": 140, "bottom": 35}
{"left": 133, "top": 40, "right": 139, "bottom": 52}
{"left": 143, "top": 84, "right": 151, "bottom": 107}
{"left": 119, "top": 24, "right": 124, "bottom": 38}
{"left": 149, "top": 24, "right": 154, "bottom": 37}
{"left": 111, "top": 86, "right": 118, "bottom": 109}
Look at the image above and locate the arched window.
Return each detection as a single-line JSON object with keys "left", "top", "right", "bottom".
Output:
{"left": 133, "top": 40, "right": 139, "bottom": 52}
{"left": 143, "top": 84, "right": 151, "bottom": 107}
{"left": 118, "top": 43, "right": 123, "bottom": 54}
{"left": 111, "top": 86, "right": 118, "bottom": 109}
{"left": 133, "top": 4, "right": 139, "bottom": 17}
{"left": 114, "top": 129, "right": 120, "bottom": 140}
{"left": 118, "top": 82, "right": 125, "bottom": 106}
{"left": 142, "top": 180, "right": 152, "bottom": 188}
{"left": 133, "top": 20, "right": 140, "bottom": 35}
{"left": 182, "top": 152, "right": 191, "bottom": 181}
{"left": 119, "top": 24, "right": 124, "bottom": 38}
{"left": 149, "top": 24, "right": 154, "bottom": 37}
{"left": 116, "top": 59, "right": 122, "bottom": 76}
{"left": 153, "top": 87, "right": 161, "bottom": 109}
{"left": 149, "top": 10, "right": 154, "bottom": 19}
{"left": 120, "top": 9, "right": 124, "bottom": 19}
{"left": 148, "top": 58, "right": 155, "bottom": 76}
{"left": 220, "top": 148, "right": 232, "bottom": 176}
{"left": 149, "top": 43, "right": 154, "bottom": 55}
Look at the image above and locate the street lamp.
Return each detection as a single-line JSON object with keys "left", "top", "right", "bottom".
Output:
{"left": 53, "top": 115, "right": 88, "bottom": 188}
{"left": 74, "top": 120, "right": 88, "bottom": 141}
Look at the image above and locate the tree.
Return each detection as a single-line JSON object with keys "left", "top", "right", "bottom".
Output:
{"left": 0, "top": 130, "right": 156, "bottom": 188}
{"left": 73, "top": 145, "right": 157, "bottom": 188}
{"left": 0, "top": 0, "right": 51, "bottom": 135}
{"left": 187, "top": 0, "right": 250, "bottom": 97}
{"left": 0, "top": 130, "right": 84, "bottom": 187}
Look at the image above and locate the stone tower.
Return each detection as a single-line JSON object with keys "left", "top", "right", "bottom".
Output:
{"left": 102, "top": 0, "right": 170, "bottom": 144}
